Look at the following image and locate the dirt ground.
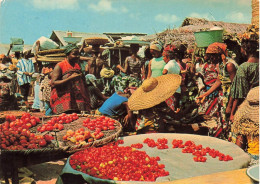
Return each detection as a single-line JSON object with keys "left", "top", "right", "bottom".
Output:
{"left": 0, "top": 159, "right": 67, "bottom": 184}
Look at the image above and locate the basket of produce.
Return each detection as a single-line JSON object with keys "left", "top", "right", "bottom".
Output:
{"left": 57, "top": 133, "right": 251, "bottom": 183}
{"left": 84, "top": 37, "right": 109, "bottom": 45}
{"left": 0, "top": 112, "right": 66, "bottom": 168}
{"left": 31, "top": 113, "right": 123, "bottom": 153}
{"left": 0, "top": 113, "right": 122, "bottom": 167}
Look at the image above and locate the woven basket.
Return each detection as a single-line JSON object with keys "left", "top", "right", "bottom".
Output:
{"left": 1, "top": 114, "right": 122, "bottom": 166}
{"left": 33, "top": 114, "right": 123, "bottom": 153}
{"left": 38, "top": 49, "right": 65, "bottom": 55}
{"left": 37, "top": 56, "right": 65, "bottom": 63}
{"left": 44, "top": 53, "right": 66, "bottom": 57}
{"left": 84, "top": 37, "right": 109, "bottom": 45}
{"left": 232, "top": 86, "right": 259, "bottom": 136}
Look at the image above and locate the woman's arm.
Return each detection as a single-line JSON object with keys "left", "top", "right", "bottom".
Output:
{"left": 226, "top": 62, "right": 237, "bottom": 82}
{"left": 147, "top": 60, "right": 152, "bottom": 79}
{"left": 162, "top": 69, "right": 168, "bottom": 75}
{"left": 117, "top": 58, "right": 128, "bottom": 73}
{"left": 197, "top": 77, "right": 222, "bottom": 99}
{"left": 123, "top": 102, "right": 134, "bottom": 127}
{"left": 51, "top": 64, "right": 80, "bottom": 87}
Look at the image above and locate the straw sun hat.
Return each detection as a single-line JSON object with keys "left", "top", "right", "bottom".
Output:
{"left": 128, "top": 74, "right": 181, "bottom": 111}
{"left": 232, "top": 86, "right": 259, "bottom": 136}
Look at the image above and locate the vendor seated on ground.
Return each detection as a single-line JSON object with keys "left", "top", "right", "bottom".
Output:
{"left": 96, "top": 88, "right": 135, "bottom": 132}
{"left": 128, "top": 74, "right": 181, "bottom": 133}
{"left": 50, "top": 44, "right": 91, "bottom": 114}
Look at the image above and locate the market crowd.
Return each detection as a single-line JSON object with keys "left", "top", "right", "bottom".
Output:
{"left": 0, "top": 25, "right": 258, "bottom": 162}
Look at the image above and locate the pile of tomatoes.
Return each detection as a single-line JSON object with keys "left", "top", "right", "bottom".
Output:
{"left": 171, "top": 139, "right": 233, "bottom": 162}
{"left": 69, "top": 141, "right": 169, "bottom": 182}
{"left": 0, "top": 113, "right": 54, "bottom": 150}
{"left": 143, "top": 138, "right": 169, "bottom": 149}
{"left": 83, "top": 116, "right": 116, "bottom": 131}
{"left": 37, "top": 113, "right": 79, "bottom": 133}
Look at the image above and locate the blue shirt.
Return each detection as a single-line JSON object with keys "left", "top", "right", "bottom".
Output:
{"left": 99, "top": 92, "right": 128, "bottom": 116}
{"left": 16, "top": 58, "right": 35, "bottom": 86}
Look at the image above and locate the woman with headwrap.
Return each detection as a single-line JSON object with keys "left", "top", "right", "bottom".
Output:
{"left": 147, "top": 41, "right": 166, "bottom": 78}
{"left": 230, "top": 26, "right": 259, "bottom": 121}
{"left": 50, "top": 44, "right": 91, "bottom": 114}
{"left": 197, "top": 42, "right": 238, "bottom": 138}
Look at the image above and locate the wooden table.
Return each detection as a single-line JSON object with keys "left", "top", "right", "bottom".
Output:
{"left": 161, "top": 168, "right": 255, "bottom": 184}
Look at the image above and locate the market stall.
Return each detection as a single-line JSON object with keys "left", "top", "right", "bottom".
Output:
{"left": 0, "top": 113, "right": 122, "bottom": 184}
{"left": 57, "top": 133, "right": 251, "bottom": 184}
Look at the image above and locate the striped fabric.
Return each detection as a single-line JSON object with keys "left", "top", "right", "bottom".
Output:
{"left": 16, "top": 58, "right": 35, "bottom": 86}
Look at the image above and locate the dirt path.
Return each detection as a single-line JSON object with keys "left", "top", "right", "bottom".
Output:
{"left": 0, "top": 159, "right": 66, "bottom": 184}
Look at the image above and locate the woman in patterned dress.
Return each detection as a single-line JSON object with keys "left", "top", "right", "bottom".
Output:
{"left": 50, "top": 45, "right": 91, "bottom": 114}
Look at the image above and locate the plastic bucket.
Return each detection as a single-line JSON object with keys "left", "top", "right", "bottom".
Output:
{"left": 194, "top": 30, "right": 223, "bottom": 48}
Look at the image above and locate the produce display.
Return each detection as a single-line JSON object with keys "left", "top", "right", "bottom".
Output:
{"left": 69, "top": 140, "right": 169, "bottom": 182}
{"left": 36, "top": 113, "right": 79, "bottom": 133}
{"left": 0, "top": 113, "right": 54, "bottom": 150}
{"left": 63, "top": 133, "right": 246, "bottom": 183}
{"left": 61, "top": 115, "right": 119, "bottom": 145}
{"left": 0, "top": 112, "right": 121, "bottom": 151}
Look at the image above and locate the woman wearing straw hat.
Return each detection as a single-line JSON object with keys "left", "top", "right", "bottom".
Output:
{"left": 50, "top": 44, "right": 91, "bottom": 114}
{"left": 147, "top": 41, "right": 166, "bottom": 79}
{"left": 196, "top": 42, "right": 238, "bottom": 138}
{"left": 128, "top": 74, "right": 182, "bottom": 132}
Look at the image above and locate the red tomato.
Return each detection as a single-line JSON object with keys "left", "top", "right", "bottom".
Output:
{"left": 39, "top": 139, "right": 47, "bottom": 147}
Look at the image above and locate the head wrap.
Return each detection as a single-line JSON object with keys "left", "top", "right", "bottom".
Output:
{"left": 239, "top": 24, "right": 259, "bottom": 43}
{"left": 100, "top": 68, "right": 115, "bottom": 78}
{"left": 206, "top": 42, "right": 228, "bottom": 56}
{"left": 163, "top": 44, "right": 176, "bottom": 57}
{"left": 85, "top": 74, "right": 97, "bottom": 86}
{"left": 64, "top": 44, "right": 78, "bottom": 55}
{"left": 150, "top": 41, "right": 163, "bottom": 52}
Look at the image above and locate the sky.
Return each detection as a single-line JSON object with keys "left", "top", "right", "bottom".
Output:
{"left": 0, "top": 0, "right": 252, "bottom": 45}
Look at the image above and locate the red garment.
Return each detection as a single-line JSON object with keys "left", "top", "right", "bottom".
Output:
{"left": 165, "top": 95, "right": 176, "bottom": 111}
{"left": 50, "top": 59, "right": 90, "bottom": 114}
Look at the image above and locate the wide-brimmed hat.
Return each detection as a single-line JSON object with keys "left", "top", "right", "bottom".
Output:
{"left": 232, "top": 86, "right": 259, "bottom": 136}
{"left": 128, "top": 74, "right": 181, "bottom": 110}
{"left": 100, "top": 68, "right": 115, "bottom": 78}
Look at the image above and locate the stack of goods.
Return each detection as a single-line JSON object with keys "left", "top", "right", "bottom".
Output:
{"left": 37, "top": 49, "right": 65, "bottom": 63}
{"left": 10, "top": 37, "right": 24, "bottom": 52}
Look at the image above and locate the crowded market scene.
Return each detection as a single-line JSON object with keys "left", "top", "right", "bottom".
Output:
{"left": 0, "top": 0, "right": 259, "bottom": 183}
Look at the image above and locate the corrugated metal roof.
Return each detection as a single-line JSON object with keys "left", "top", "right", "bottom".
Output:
{"left": 50, "top": 30, "right": 114, "bottom": 46}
